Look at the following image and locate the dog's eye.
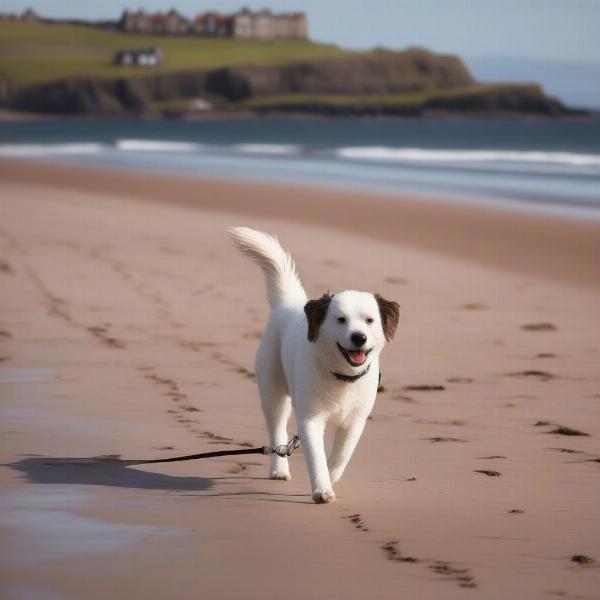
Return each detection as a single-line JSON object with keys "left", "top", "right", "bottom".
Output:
{"left": 366, "top": 317, "right": 374, "bottom": 324}
{"left": 337, "top": 316, "right": 346, "bottom": 324}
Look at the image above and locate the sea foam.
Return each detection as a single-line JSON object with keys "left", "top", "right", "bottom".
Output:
{"left": 0, "top": 143, "right": 104, "bottom": 157}
{"left": 336, "top": 147, "right": 600, "bottom": 167}
{"left": 232, "top": 143, "right": 301, "bottom": 155}
{"left": 116, "top": 139, "right": 203, "bottom": 152}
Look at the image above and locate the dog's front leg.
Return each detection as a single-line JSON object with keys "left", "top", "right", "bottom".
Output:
{"left": 299, "top": 417, "right": 335, "bottom": 504}
{"left": 328, "top": 418, "right": 367, "bottom": 483}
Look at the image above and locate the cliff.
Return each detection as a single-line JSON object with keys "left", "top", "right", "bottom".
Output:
{"left": 3, "top": 48, "right": 582, "bottom": 119}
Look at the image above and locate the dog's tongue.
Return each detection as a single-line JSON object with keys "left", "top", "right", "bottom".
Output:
{"left": 348, "top": 350, "right": 366, "bottom": 365}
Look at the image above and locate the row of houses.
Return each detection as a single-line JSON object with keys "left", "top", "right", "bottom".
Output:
{"left": 118, "top": 8, "right": 308, "bottom": 40}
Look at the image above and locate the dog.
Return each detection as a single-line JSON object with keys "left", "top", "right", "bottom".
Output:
{"left": 228, "top": 227, "right": 399, "bottom": 503}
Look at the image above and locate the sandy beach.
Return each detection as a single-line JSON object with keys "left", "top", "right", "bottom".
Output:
{"left": 1, "top": 158, "right": 599, "bottom": 600}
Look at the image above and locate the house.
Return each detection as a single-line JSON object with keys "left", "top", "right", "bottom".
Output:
{"left": 119, "top": 9, "right": 190, "bottom": 35}
{"left": 119, "top": 10, "right": 152, "bottom": 33}
{"left": 115, "top": 47, "right": 164, "bottom": 67}
{"left": 231, "top": 8, "right": 307, "bottom": 40}
{"left": 193, "top": 12, "right": 233, "bottom": 36}
{"left": 164, "top": 9, "right": 189, "bottom": 34}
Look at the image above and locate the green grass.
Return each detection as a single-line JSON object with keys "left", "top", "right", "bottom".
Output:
{"left": 0, "top": 21, "right": 350, "bottom": 86}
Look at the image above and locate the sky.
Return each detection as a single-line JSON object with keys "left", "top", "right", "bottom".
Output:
{"left": 4, "top": 0, "right": 600, "bottom": 63}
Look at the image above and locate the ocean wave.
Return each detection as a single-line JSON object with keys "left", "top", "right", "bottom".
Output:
{"left": 116, "top": 139, "right": 203, "bottom": 152}
{"left": 232, "top": 143, "right": 301, "bottom": 155}
{"left": 335, "top": 147, "right": 600, "bottom": 167}
{"left": 0, "top": 143, "right": 104, "bottom": 157}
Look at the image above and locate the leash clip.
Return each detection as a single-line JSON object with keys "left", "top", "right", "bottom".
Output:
{"left": 264, "top": 435, "right": 301, "bottom": 457}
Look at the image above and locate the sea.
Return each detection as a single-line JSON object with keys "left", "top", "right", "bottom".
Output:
{"left": 1, "top": 118, "right": 600, "bottom": 219}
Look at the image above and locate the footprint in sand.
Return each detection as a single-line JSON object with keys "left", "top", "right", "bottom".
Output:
{"left": 429, "top": 561, "right": 477, "bottom": 588}
{"left": 502, "top": 370, "right": 556, "bottom": 382}
{"left": 474, "top": 469, "right": 502, "bottom": 477}
{"left": 381, "top": 540, "right": 419, "bottom": 563}
{"left": 0, "top": 259, "right": 14, "bottom": 274}
{"left": 342, "top": 513, "right": 369, "bottom": 532}
{"left": 461, "top": 303, "right": 486, "bottom": 310}
{"left": 380, "top": 541, "right": 477, "bottom": 588}
{"left": 226, "top": 463, "right": 249, "bottom": 474}
{"left": 87, "top": 325, "right": 126, "bottom": 349}
{"left": 141, "top": 367, "right": 251, "bottom": 446}
{"left": 323, "top": 259, "right": 341, "bottom": 268}
{"left": 179, "top": 340, "right": 216, "bottom": 352}
{"left": 384, "top": 276, "right": 408, "bottom": 285}
{"left": 535, "top": 422, "right": 590, "bottom": 436}
{"left": 391, "top": 393, "right": 416, "bottom": 403}
{"left": 521, "top": 322, "right": 557, "bottom": 332}
{"left": 212, "top": 352, "right": 255, "bottom": 381}
{"left": 571, "top": 555, "right": 595, "bottom": 566}
{"left": 425, "top": 437, "right": 468, "bottom": 443}
{"left": 415, "top": 419, "right": 466, "bottom": 426}
{"left": 549, "top": 426, "right": 590, "bottom": 437}
{"left": 403, "top": 384, "right": 446, "bottom": 391}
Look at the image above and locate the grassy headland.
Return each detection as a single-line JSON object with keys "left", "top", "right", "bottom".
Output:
{"left": 0, "top": 20, "right": 583, "bottom": 118}
{"left": 0, "top": 21, "right": 347, "bottom": 85}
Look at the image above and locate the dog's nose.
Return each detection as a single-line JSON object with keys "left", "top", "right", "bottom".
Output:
{"left": 351, "top": 332, "right": 367, "bottom": 347}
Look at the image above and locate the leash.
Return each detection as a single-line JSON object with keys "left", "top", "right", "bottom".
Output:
{"left": 120, "top": 435, "right": 301, "bottom": 466}
{"left": 100, "top": 370, "right": 382, "bottom": 467}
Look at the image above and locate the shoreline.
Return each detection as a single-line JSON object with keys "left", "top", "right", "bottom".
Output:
{"left": 1, "top": 157, "right": 599, "bottom": 289}
{"left": 1, "top": 108, "right": 598, "bottom": 122}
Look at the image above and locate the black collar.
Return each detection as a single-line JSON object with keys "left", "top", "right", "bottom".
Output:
{"left": 332, "top": 363, "right": 371, "bottom": 383}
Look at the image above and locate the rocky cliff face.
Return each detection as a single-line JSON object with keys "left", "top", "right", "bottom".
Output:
{"left": 204, "top": 49, "right": 476, "bottom": 100}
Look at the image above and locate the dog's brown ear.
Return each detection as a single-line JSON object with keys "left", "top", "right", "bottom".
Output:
{"left": 375, "top": 294, "right": 400, "bottom": 341}
{"left": 304, "top": 293, "right": 333, "bottom": 342}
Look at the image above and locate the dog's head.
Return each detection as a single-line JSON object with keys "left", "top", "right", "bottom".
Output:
{"left": 304, "top": 290, "right": 399, "bottom": 375}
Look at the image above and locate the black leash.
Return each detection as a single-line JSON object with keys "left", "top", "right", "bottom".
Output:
{"left": 122, "top": 435, "right": 301, "bottom": 466}
{"left": 106, "top": 370, "right": 383, "bottom": 467}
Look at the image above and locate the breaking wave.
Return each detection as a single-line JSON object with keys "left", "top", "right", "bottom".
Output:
{"left": 115, "top": 139, "right": 204, "bottom": 152}
{"left": 232, "top": 143, "right": 301, "bottom": 155}
{"left": 335, "top": 147, "right": 600, "bottom": 167}
{"left": 0, "top": 143, "right": 104, "bottom": 157}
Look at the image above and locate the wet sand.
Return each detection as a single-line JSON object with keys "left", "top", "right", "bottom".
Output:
{"left": 1, "top": 158, "right": 599, "bottom": 600}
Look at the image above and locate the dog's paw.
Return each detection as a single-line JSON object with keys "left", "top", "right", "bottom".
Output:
{"left": 270, "top": 469, "right": 291, "bottom": 481}
{"left": 312, "top": 488, "right": 336, "bottom": 504}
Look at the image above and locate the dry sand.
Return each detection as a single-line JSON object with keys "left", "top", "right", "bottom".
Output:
{"left": 1, "top": 158, "right": 599, "bottom": 600}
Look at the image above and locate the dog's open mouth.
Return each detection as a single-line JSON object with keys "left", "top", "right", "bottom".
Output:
{"left": 337, "top": 343, "right": 372, "bottom": 367}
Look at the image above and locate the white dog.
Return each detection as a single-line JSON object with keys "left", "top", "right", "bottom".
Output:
{"left": 228, "top": 227, "right": 399, "bottom": 503}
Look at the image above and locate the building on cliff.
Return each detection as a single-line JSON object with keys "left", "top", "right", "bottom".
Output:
{"left": 115, "top": 47, "right": 165, "bottom": 67}
{"left": 119, "top": 9, "right": 188, "bottom": 35}
{"left": 118, "top": 8, "right": 307, "bottom": 39}
{"left": 231, "top": 8, "right": 307, "bottom": 39}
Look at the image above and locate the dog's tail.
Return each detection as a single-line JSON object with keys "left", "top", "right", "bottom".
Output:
{"left": 228, "top": 227, "right": 307, "bottom": 309}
